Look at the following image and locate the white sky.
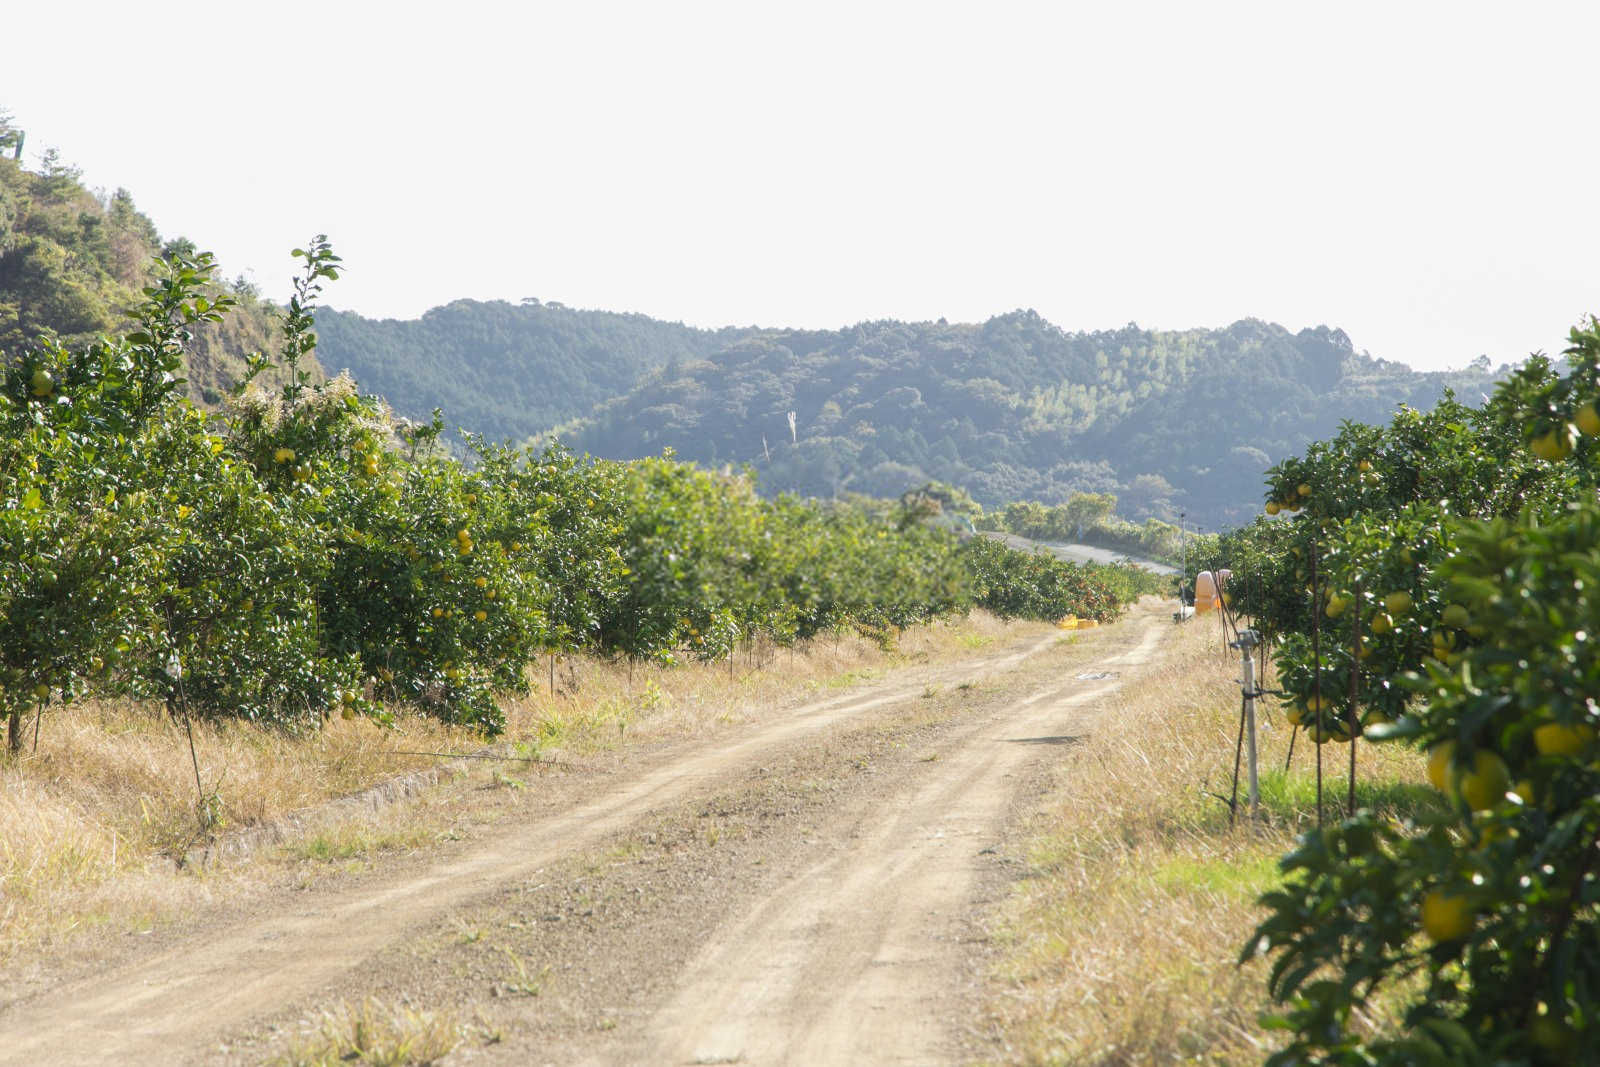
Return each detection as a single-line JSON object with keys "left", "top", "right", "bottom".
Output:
{"left": 8, "top": 2, "right": 1597, "bottom": 371}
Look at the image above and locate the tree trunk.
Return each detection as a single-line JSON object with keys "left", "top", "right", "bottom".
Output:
{"left": 6, "top": 709, "right": 20, "bottom": 755}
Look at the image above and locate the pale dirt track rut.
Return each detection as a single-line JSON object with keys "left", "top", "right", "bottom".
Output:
{"left": 620, "top": 683, "right": 1115, "bottom": 1066}
{"left": 0, "top": 608, "right": 1171, "bottom": 1065}
{"left": 608, "top": 618, "right": 1167, "bottom": 1066}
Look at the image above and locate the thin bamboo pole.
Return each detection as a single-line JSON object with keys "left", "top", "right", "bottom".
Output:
{"left": 1310, "top": 539, "right": 1324, "bottom": 829}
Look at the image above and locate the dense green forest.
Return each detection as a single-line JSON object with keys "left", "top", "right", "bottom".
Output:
{"left": 315, "top": 299, "right": 1503, "bottom": 532}
{"left": 3, "top": 111, "right": 1504, "bottom": 533}
{"left": 556, "top": 314, "right": 1502, "bottom": 530}
{"left": 314, "top": 301, "right": 750, "bottom": 440}
{"left": 0, "top": 113, "right": 307, "bottom": 403}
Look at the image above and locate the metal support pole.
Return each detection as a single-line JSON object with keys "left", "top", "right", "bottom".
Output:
{"left": 1232, "top": 628, "right": 1262, "bottom": 812}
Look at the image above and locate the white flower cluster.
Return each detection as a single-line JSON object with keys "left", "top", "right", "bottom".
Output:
{"left": 225, "top": 384, "right": 283, "bottom": 431}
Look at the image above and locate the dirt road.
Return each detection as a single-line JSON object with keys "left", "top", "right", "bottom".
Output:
{"left": 0, "top": 603, "right": 1173, "bottom": 1065}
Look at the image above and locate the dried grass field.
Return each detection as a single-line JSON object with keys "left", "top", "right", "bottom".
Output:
{"left": 978, "top": 615, "right": 1430, "bottom": 1065}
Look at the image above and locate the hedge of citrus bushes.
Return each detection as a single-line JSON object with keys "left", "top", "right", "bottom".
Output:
{"left": 1192, "top": 318, "right": 1600, "bottom": 1062}
{"left": 0, "top": 242, "right": 1144, "bottom": 749}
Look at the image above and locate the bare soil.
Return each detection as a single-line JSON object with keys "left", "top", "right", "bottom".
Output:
{"left": 0, "top": 601, "right": 1174, "bottom": 1066}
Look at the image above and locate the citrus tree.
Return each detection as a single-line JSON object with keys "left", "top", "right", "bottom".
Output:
{"left": 1250, "top": 506, "right": 1600, "bottom": 1064}
{"left": 2, "top": 232, "right": 1152, "bottom": 749}
{"left": 1223, "top": 317, "right": 1600, "bottom": 1061}
{"left": 0, "top": 251, "right": 237, "bottom": 747}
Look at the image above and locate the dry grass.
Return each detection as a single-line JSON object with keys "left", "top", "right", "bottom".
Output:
{"left": 0, "top": 611, "right": 1046, "bottom": 965}
{"left": 0, "top": 698, "right": 473, "bottom": 957}
{"left": 271, "top": 997, "right": 464, "bottom": 1066}
{"left": 500, "top": 612, "right": 1040, "bottom": 756}
{"left": 980, "top": 616, "right": 1431, "bottom": 1065}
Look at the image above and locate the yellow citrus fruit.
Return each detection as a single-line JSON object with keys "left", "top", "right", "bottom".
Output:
{"left": 32, "top": 682, "right": 50, "bottom": 701}
{"left": 1358, "top": 458, "right": 1373, "bottom": 472}
{"left": 1325, "top": 593, "right": 1349, "bottom": 618}
{"left": 1530, "top": 1013, "right": 1577, "bottom": 1057}
{"left": 1441, "top": 604, "right": 1470, "bottom": 628}
{"left": 474, "top": 576, "right": 488, "bottom": 588}
{"left": 1576, "top": 403, "right": 1600, "bottom": 437}
{"left": 431, "top": 607, "right": 443, "bottom": 618}
{"left": 1310, "top": 717, "right": 1352, "bottom": 744}
{"left": 29, "top": 368, "right": 53, "bottom": 396}
{"left": 274, "top": 447, "right": 296, "bottom": 464}
{"left": 1265, "top": 501, "right": 1281, "bottom": 516}
{"left": 1452, "top": 749, "right": 1511, "bottom": 811}
{"left": 1370, "top": 612, "right": 1394, "bottom": 636}
{"left": 1284, "top": 703, "right": 1307, "bottom": 727}
{"left": 1297, "top": 483, "right": 1312, "bottom": 497}
{"left": 474, "top": 609, "right": 488, "bottom": 622}
{"left": 1426, "top": 741, "right": 1456, "bottom": 791}
{"left": 1533, "top": 721, "right": 1596, "bottom": 756}
{"left": 1420, "top": 891, "right": 1472, "bottom": 943}
{"left": 1531, "top": 428, "right": 1574, "bottom": 461}
{"left": 1384, "top": 591, "right": 1413, "bottom": 615}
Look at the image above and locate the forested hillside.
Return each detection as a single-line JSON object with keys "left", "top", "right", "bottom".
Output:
{"left": 560, "top": 313, "right": 1501, "bottom": 530}
{"left": 3, "top": 109, "right": 1502, "bottom": 532}
{"left": 314, "top": 300, "right": 752, "bottom": 440}
{"left": 0, "top": 113, "right": 302, "bottom": 403}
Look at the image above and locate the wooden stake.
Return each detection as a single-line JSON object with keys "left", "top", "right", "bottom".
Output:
{"left": 1310, "top": 539, "right": 1323, "bottom": 829}
{"left": 1348, "top": 579, "right": 1362, "bottom": 817}
{"left": 1229, "top": 693, "right": 1247, "bottom": 827}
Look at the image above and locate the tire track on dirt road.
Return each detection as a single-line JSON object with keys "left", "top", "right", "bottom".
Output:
{"left": 0, "top": 614, "right": 1167, "bottom": 1066}
{"left": 600, "top": 614, "right": 1169, "bottom": 1065}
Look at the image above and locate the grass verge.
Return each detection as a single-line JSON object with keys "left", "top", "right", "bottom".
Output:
{"left": 979, "top": 615, "right": 1431, "bottom": 1065}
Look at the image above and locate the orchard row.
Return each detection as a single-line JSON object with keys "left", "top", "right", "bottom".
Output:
{"left": 0, "top": 244, "right": 1151, "bottom": 750}
{"left": 1193, "top": 319, "right": 1600, "bottom": 1062}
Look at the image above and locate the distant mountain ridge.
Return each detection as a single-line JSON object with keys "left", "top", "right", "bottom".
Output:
{"left": 563, "top": 312, "right": 1500, "bottom": 529}
{"left": 314, "top": 299, "right": 754, "bottom": 440}
{"left": 313, "top": 300, "right": 1500, "bottom": 530}
{"left": 1, "top": 114, "right": 1497, "bottom": 530}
